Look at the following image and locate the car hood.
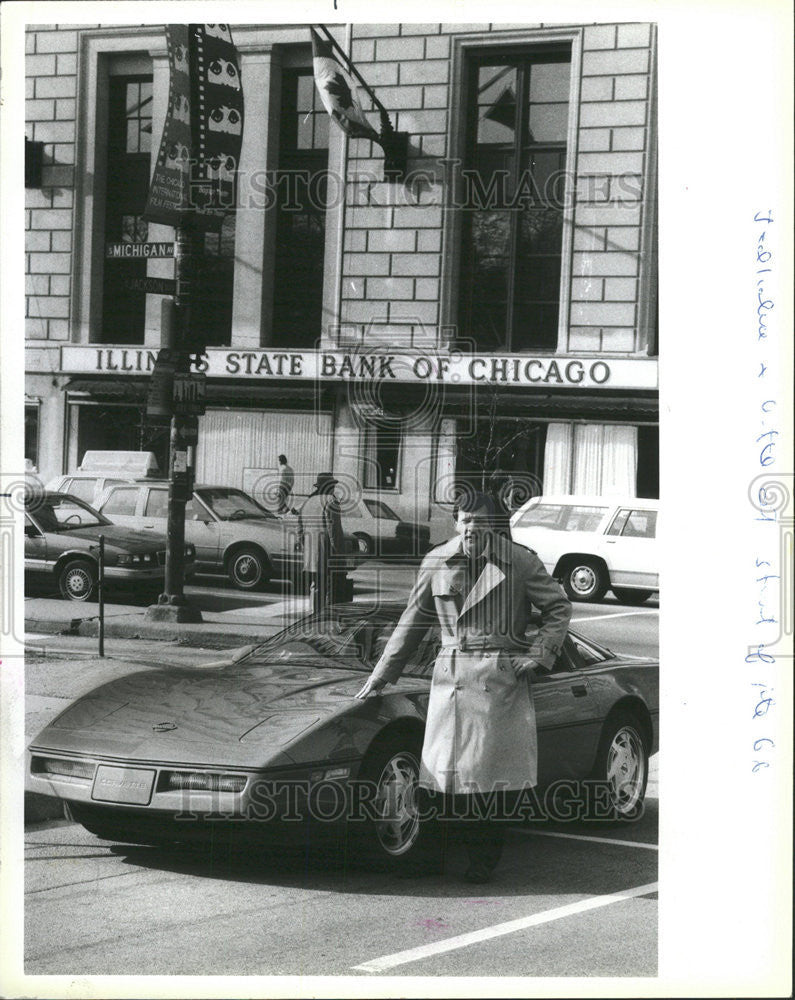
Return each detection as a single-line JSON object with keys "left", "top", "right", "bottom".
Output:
{"left": 54, "top": 524, "right": 167, "bottom": 553}
{"left": 29, "top": 656, "right": 422, "bottom": 768}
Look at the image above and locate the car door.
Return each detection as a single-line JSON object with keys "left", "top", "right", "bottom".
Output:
{"left": 182, "top": 493, "right": 221, "bottom": 568}
{"left": 534, "top": 641, "right": 602, "bottom": 786}
{"left": 24, "top": 514, "right": 48, "bottom": 574}
{"left": 602, "top": 507, "right": 658, "bottom": 589}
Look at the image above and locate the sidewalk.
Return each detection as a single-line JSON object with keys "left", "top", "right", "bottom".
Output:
{"left": 24, "top": 593, "right": 310, "bottom": 650}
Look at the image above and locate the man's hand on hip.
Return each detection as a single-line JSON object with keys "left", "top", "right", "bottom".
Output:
{"left": 510, "top": 655, "right": 545, "bottom": 679}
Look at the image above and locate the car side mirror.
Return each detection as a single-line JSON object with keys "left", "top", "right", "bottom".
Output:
{"left": 25, "top": 522, "right": 39, "bottom": 537}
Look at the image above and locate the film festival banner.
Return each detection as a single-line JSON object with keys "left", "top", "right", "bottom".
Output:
{"left": 144, "top": 24, "right": 244, "bottom": 233}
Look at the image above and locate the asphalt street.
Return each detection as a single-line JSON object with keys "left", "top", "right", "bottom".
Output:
{"left": 20, "top": 561, "right": 659, "bottom": 978}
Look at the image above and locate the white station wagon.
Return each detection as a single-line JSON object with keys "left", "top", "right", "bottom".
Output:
{"left": 510, "top": 495, "right": 659, "bottom": 604}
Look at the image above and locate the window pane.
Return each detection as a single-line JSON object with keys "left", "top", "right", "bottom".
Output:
{"left": 606, "top": 509, "right": 631, "bottom": 536}
{"left": 622, "top": 510, "right": 657, "bottom": 538}
{"left": 144, "top": 489, "right": 169, "bottom": 518}
{"left": 527, "top": 103, "right": 569, "bottom": 143}
{"left": 125, "top": 82, "right": 140, "bottom": 115}
{"left": 477, "top": 65, "right": 517, "bottom": 144}
{"left": 102, "top": 488, "right": 139, "bottom": 517}
{"left": 529, "top": 62, "right": 570, "bottom": 102}
{"left": 25, "top": 405, "right": 39, "bottom": 467}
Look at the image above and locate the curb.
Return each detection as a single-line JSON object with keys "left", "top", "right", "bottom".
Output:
{"left": 25, "top": 616, "right": 286, "bottom": 650}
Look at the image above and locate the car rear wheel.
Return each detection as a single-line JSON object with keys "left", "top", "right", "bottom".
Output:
{"left": 353, "top": 532, "right": 374, "bottom": 557}
{"left": 227, "top": 546, "right": 269, "bottom": 590}
{"left": 590, "top": 712, "right": 649, "bottom": 822}
{"left": 612, "top": 588, "right": 653, "bottom": 605}
{"left": 353, "top": 733, "right": 429, "bottom": 871}
{"left": 58, "top": 559, "right": 97, "bottom": 602}
{"left": 561, "top": 558, "right": 608, "bottom": 602}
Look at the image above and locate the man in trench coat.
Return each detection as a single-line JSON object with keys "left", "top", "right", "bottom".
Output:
{"left": 356, "top": 491, "right": 572, "bottom": 881}
{"left": 298, "top": 473, "right": 346, "bottom": 612}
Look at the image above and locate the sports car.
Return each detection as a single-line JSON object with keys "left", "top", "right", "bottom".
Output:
{"left": 27, "top": 603, "right": 658, "bottom": 869}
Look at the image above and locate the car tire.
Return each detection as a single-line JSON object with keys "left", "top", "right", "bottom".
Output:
{"left": 353, "top": 532, "right": 374, "bottom": 557}
{"left": 588, "top": 711, "right": 649, "bottom": 822}
{"left": 612, "top": 588, "right": 653, "bottom": 605}
{"left": 352, "top": 733, "right": 432, "bottom": 872}
{"left": 561, "top": 558, "right": 608, "bottom": 602}
{"left": 227, "top": 546, "right": 269, "bottom": 590}
{"left": 57, "top": 558, "right": 97, "bottom": 602}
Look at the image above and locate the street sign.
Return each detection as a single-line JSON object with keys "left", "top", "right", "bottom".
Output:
{"left": 173, "top": 372, "right": 207, "bottom": 416}
{"left": 106, "top": 242, "right": 175, "bottom": 259}
{"left": 122, "top": 276, "right": 177, "bottom": 295}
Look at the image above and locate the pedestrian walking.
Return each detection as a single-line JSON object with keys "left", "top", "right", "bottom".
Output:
{"left": 277, "top": 454, "right": 294, "bottom": 514}
{"left": 355, "top": 490, "right": 572, "bottom": 882}
{"left": 298, "top": 472, "right": 346, "bottom": 612}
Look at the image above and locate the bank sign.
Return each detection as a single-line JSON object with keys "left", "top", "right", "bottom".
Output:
{"left": 60, "top": 346, "right": 658, "bottom": 390}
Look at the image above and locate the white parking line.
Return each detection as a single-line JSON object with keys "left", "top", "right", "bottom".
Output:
{"left": 353, "top": 881, "right": 658, "bottom": 973}
{"left": 515, "top": 829, "right": 659, "bottom": 851}
{"left": 571, "top": 610, "right": 658, "bottom": 623}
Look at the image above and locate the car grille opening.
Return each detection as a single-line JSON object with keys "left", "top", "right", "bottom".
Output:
{"left": 158, "top": 771, "right": 247, "bottom": 794}
{"left": 31, "top": 756, "right": 96, "bottom": 783}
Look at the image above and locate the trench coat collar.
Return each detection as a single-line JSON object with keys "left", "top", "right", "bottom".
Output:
{"left": 437, "top": 532, "right": 514, "bottom": 618}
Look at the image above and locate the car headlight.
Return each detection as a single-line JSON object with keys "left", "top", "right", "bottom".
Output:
{"left": 184, "top": 544, "right": 195, "bottom": 558}
{"left": 117, "top": 554, "right": 132, "bottom": 566}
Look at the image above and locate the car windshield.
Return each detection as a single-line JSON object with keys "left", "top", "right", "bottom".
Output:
{"left": 244, "top": 610, "right": 435, "bottom": 677}
{"left": 27, "top": 494, "right": 110, "bottom": 532}
{"left": 363, "top": 499, "right": 400, "bottom": 520}
{"left": 198, "top": 488, "right": 275, "bottom": 521}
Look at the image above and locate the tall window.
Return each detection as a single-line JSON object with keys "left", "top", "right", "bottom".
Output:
{"left": 101, "top": 75, "right": 153, "bottom": 343}
{"left": 459, "top": 49, "right": 571, "bottom": 353}
{"left": 25, "top": 402, "right": 40, "bottom": 470}
{"left": 362, "top": 426, "right": 400, "bottom": 491}
{"left": 272, "top": 69, "right": 330, "bottom": 347}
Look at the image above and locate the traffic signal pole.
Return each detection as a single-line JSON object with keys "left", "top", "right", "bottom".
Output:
{"left": 146, "top": 221, "right": 203, "bottom": 623}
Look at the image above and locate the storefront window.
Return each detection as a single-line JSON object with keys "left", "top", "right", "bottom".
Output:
{"left": 459, "top": 49, "right": 571, "bottom": 353}
{"left": 25, "top": 403, "right": 40, "bottom": 470}
{"left": 272, "top": 69, "right": 330, "bottom": 347}
{"left": 362, "top": 427, "right": 400, "bottom": 491}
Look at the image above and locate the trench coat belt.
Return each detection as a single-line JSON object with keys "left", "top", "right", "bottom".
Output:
{"left": 439, "top": 636, "right": 529, "bottom": 653}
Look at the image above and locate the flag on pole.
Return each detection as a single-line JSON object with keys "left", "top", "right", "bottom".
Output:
{"left": 144, "top": 24, "right": 244, "bottom": 233}
{"left": 310, "top": 27, "right": 379, "bottom": 142}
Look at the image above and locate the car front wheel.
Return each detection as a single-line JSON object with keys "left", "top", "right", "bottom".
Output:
{"left": 561, "top": 558, "right": 608, "bottom": 602}
{"left": 353, "top": 734, "right": 430, "bottom": 870}
{"left": 612, "top": 588, "right": 653, "bottom": 605}
{"left": 58, "top": 559, "right": 97, "bottom": 601}
{"left": 590, "top": 712, "right": 649, "bottom": 822}
{"left": 227, "top": 546, "right": 269, "bottom": 590}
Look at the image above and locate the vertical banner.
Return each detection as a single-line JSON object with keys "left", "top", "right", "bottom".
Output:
{"left": 144, "top": 23, "right": 244, "bottom": 233}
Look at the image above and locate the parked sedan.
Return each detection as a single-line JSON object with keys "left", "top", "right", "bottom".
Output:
{"left": 27, "top": 603, "right": 658, "bottom": 870}
{"left": 96, "top": 481, "right": 303, "bottom": 590}
{"left": 510, "top": 495, "right": 659, "bottom": 603}
{"left": 24, "top": 491, "right": 195, "bottom": 602}
{"left": 342, "top": 498, "right": 431, "bottom": 557}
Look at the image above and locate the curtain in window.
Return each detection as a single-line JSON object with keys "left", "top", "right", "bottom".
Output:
{"left": 572, "top": 424, "right": 603, "bottom": 494}
{"left": 542, "top": 422, "right": 572, "bottom": 494}
{"left": 601, "top": 425, "right": 637, "bottom": 495}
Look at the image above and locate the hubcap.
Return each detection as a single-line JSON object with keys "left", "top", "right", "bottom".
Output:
{"left": 373, "top": 752, "right": 420, "bottom": 856}
{"left": 571, "top": 565, "right": 597, "bottom": 596}
{"left": 65, "top": 567, "right": 92, "bottom": 599}
{"left": 234, "top": 554, "right": 260, "bottom": 585}
{"left": 606, "top": 726, "right": 646, "bottom": 814}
